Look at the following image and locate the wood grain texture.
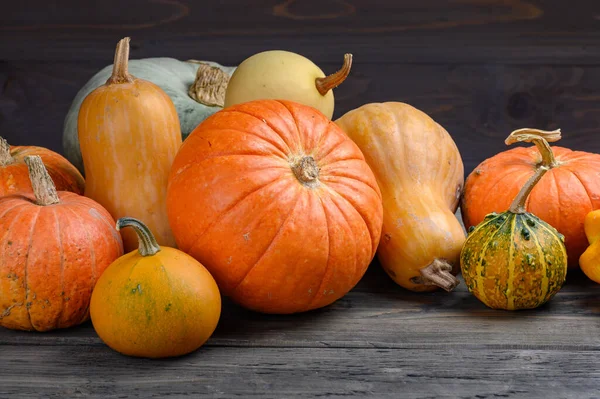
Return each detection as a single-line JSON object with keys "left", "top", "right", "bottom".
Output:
{"left": 3, "top": 1, "right": 600, "bottom": 397}
{"left": 2, "top": 0, "right": 600, "bottom": 64}
{"left": 2, "top": 266, "right": 600, "bottom": 349}
{"left": 0, "top": 265, "right": 599, "bottom": 398}
{"left": 2, "top": 345, "right": 600, "bottom": 398}
{"left": 2, "top": 62, "right": 600, "bottom": 175}
{"left": 1, "top": 267, "right": 599, "bottom": 398}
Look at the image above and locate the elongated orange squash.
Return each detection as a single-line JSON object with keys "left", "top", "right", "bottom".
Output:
{"left": 336, "top": 102, "right": 465, "bottom": 292}
{"left": 78, "top": 37, "right": 181, "bottom": 252}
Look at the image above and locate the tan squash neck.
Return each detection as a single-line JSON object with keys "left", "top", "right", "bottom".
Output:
{"left": 107, "top": 37, "right": 135, "bottom": 85}
{"left": 506, "top": 128, "right": 561, "bottom": 213}
{"left": 315, "top": 53, "right": 352, "bottom": 96}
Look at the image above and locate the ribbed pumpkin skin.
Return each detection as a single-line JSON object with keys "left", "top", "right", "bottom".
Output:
{"left": 167, "top": 100, "right": 383, "bottom": 314}
{"left": 335, "top": 102, "right": 465, "bottom": 292}
{"left": 91, "top": 247, "right": 221, "bottom": 358}
{"left": 462, "top": 146, "right": 600, "bottom": 267}
{"left": 0, "top": 192, "right": 124, "bottom": 331}
{"left": 0, "top": 146, "right": 84, "bottom": 196}
{"left": 78, "top": 79, "right": 182, "bottom": 252}
{"left": 461, "top": 211, "right": 567, "bottom": 310}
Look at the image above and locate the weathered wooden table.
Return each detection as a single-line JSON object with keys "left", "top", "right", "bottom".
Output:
{"left": 2, "top": 265, "right": 599, "bottom": 398}
{"left": 2, "top": 0, "right": 600, "bottom": 397}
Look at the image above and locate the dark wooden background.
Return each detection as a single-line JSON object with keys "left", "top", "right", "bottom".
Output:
{"left": 2, "top": 0, "right": 600, "bottom": 175}
{"left": 3, "top": 1, "right": 600, "bottom": 398}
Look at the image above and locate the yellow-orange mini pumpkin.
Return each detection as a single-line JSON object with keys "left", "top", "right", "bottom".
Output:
{"left": 90, "top": 217, "right": 221, "bottom": 358}
{"left": 167, "top": 99, "right": 383, "bottom": 314}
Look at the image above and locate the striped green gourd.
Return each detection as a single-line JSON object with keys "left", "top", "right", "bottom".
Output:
{"left": 461, "top": 128, "right": 568, "bottom": 310}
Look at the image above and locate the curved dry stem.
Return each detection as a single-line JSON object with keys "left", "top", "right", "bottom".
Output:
{"left": 411, "top": 259, "right": 459, "bottom": 292}
{"left": 116, "top": 217, "right": 161, "bottom": 256}
{"left": 505, "top": 128, "right": 561, "bottom": 213}
{"left": 315, "top": 53, "right": 352, "bottom": 96}
{"left": 106, "top": 37, "right": 135, "bottom": 85}
{"left": 0, "top": 137, "right": 13, "bottom": 166}
{"left": 505, "top": 128, "right": 561, "bottom": 167}
{"left": 24, "top": 155, "right": 59, "bottom": 206}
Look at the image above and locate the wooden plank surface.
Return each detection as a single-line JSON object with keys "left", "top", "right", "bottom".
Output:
{"left": 1, "top": 266, "right": 600, "bottom": 398}
{"left": 3, "top": 1, "right": 600, "bottom": 398}
{"left": 3, "top": 61, "right": 600, "bottom": 175}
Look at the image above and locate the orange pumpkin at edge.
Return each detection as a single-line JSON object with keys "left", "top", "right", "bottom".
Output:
{"left": 0, "top": 156, "right": 123, "bottom": 331}
{"left": 0, "top": 137, "right": 85, "bottom": 197}
{"left": 461, "top": 129, "right": 600, "bottom": 267}
{"left": 167, "top": 99, "right": 384, "bottom": 314}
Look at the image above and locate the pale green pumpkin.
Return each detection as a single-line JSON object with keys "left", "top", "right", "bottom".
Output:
{"left": 63, "top": 58, "right": 236, "bottom": 173}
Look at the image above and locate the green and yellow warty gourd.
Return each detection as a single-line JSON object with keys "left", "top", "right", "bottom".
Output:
{"left": 461, "top": 129, "right": 568, "bottom": 310}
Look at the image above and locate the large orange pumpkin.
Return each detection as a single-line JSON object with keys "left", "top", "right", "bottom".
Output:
{"left": 167, "top": 99, "right": 383, "bottom": 314}
{"left": 0, "top": 137, "right": 84, "bottom": 196}
{"left": 0, "top": 156, "right": 123, "bottom": 331}
{"left": 462, "top": 129, "right": 600, "bottom": 267}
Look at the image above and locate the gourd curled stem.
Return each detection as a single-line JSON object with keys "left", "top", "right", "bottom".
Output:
{"left": 107, "top": 37, "right": 135, "bottom": 85}
{"left": 506, "top": 128, "right": 561, "bottom": 213}
{"left": 315, "top": 53, "right": 353, "bottom": 96}
{"left": 24, "top": 155, "right": 60, "bottom": 206}
{"left": 116, "top": 217, "right": 161, "bottom": 256}
{"left": 412, "top": 259, "right": 459, "bottom": 292}
{"left": 0, "top": 137, "right": 13, "bottom": 166}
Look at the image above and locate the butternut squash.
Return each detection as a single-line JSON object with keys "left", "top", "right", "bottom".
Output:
{"left": 78, "top": 37, "right": 181, "bottom": 252}
{"left": 336, "top": 102, "right": 465, "bottom": 292}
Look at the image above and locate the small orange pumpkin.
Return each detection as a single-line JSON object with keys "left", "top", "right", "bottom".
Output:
{"left": 0, "top": 156, "right": 123, "bottom": 331}
{"left": 167, "top": 99, "right": 383, "bottom": 314}
{"left": 0, "top": 137, "right": 84, "bottom": 196}
{"left": 91, "top": 217, "right": 221, "bottom": 358}
{"left": 462, "top": 128, "right": 600, "bottom": 267}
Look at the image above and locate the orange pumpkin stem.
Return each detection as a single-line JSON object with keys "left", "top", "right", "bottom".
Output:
{"left": 291, "top": 156, "right": 320, "bottom": 187}
{"left": 107, "top": 37, "right": 135, "bottom": 85}
{"left": 411, "top": 259, "right": 459, "bottom": 292}
{"left": 116, "top": 217, "right": 161, "bottom": 256}
{"left": 315, "top": 53, "right": 353, "bottom": 96}
{"left": 24, "top": 155, "right": 60, "bottom": 206}
{"left": 0, "top": 137, "right": 13, "bottom": 166}
{"left": 506, "top": 128, "right": 562, "bottom": 213}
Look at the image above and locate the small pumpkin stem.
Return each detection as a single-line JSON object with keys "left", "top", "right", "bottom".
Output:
{"left": 187, "top": 62, "right": 230, "bottom": 107}
{"left": 116, "top": 217, "right": 161, "bottom": 256}
{"left": 506, "top": 128, "right": 561, "bottom": 213}
{"left": 290, "top": 156, "right": 320, "bottom": 187}
{"left": 412, "top": 259, "right": 459, "bottom": 292}
{"left": 0, "top": 137, "right": 14, "bottom": 166}
{"left": 24, "top": 155, "right": 60, "bottom": 206}
{"left": 315, "top": 53, "right": 353, "bottom": 96}
{"left": 106, "top": 37, "right": 135, "bottom": 85}
{"left": 505, "top": 128, "right": 561, "bottom": 167}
